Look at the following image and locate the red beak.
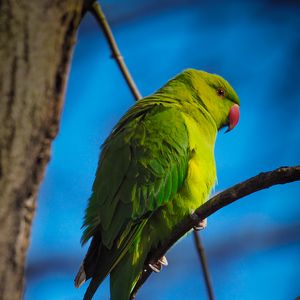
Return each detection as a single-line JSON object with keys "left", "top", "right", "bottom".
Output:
{"left": 226, "top": 104, "right": 240, "bottom": 132}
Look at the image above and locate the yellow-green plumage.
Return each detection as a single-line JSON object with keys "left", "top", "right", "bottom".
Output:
{"left": 76, "top": 69, "right": 240, "bottom": 300}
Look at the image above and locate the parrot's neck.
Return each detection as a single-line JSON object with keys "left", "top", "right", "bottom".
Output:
{"left": 155, "top": 80, "right": 221, "bottom": 131}
{"left": 153, "top": 83, "right": 219, "bottom": 135}
{"left": 182, "top": 102, "right": 217, "bottom": 145}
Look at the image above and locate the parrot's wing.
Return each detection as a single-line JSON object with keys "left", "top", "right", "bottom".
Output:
{"left": 81, "top": 102, "right": 189, "bottom": 262}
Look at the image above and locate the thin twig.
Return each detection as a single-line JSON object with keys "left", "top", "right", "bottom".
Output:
{"left": 130, "top": 165, "right": 300, "bottom": 298}
{"left": 193, "top": 231, "right": 215, "bottom": 300}
{"left": 90, "top": 1, "right": 142, "bottom": 100}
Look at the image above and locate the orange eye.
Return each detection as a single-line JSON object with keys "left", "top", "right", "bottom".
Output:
{"left": 217, "top": 88, "right": 226, "bottom": 97}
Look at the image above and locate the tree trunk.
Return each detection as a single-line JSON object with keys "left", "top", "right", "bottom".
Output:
{"left": 0, "top": 1, "right": 86, "bottom": 299}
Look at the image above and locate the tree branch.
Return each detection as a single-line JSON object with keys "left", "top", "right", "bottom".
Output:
{"left": 193, "top": 231, "right": 215, "bottom": 300}
{"left": 90, "top": 1, "right": 142, "bottom": 100}
{"left": 0, "top": 1, "right": 85, "bottom": 299}
{"left": 130, "top": 165, "right": 300, "bottom": 298}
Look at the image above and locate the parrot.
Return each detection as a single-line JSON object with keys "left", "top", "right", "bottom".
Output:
{"left": 75, "top": 69, "right": 240, "bottom": 300}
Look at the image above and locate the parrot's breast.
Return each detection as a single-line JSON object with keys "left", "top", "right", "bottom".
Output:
{"left": 180, "top": 112, "right": 217, "bottom": 210}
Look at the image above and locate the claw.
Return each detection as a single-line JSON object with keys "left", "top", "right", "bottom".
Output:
{"left": 193, "top": 218, "right": 207, "bottom": 231}
{"left": 149, "top": 255, "right": 168, "bottom": 273}
{"left": 158, "top": 256, "right": 168, "bottom": 266}
{"left": 149, "top": 262, "right": 161, "bottom": 273}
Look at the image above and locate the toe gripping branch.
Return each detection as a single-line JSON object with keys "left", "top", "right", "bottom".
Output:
{"left": 190, "top": 212, "right": 207, "bottom": 231}
{"left": 148, "top": 256, "right": 168, "bottom": 273}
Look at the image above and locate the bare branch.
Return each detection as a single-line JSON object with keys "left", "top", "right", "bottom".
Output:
{"left": 90, "top": 1, "right": 142, "bottom": 100}
{"left": 131, "top": 165, "right": 300, "bottom": 298}
{"left": 193, "top": 231, "right": 215, "bottom": 300}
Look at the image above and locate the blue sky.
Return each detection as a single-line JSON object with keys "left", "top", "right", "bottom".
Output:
{"left": 25, "top": 1, "right": 300, "bottom": 299}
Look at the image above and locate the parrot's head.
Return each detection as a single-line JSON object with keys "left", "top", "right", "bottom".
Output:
{"left": 178, "top": 69, "right": 240, "bottom": 132}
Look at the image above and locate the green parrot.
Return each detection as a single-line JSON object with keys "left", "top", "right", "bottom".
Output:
{"left": 75, "top": 69, "right": 240, "bottom": 300}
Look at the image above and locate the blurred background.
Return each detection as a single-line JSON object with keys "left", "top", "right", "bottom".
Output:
{"left": 24, "top": 0, "right": 300, "bottom": 299}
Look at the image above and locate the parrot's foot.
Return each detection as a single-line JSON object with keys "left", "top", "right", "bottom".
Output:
{"left": 190, "top": 212, "right": 207, "bottom": 231}
{"left": 148, "top": 256, "right": 168, "bottom": 273}
{"left": 193, "top": 218, "right": 207, "bottom": 231}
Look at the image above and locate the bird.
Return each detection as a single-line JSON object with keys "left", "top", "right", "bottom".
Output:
{"left": 75, "top": 69, "right": 240, "bottom": 300}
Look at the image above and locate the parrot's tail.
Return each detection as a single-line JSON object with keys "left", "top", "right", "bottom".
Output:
{"left": 75, "top": 231, "right": 122, "bottom": 300}
{"left": 76, "top": 220, "right": 150, "bottom": 299}
{"left": 74, "top": 232, "right": 105, "bottom": 293}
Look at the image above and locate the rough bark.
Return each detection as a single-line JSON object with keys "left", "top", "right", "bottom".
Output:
{"left": 0, "top": 1, "right": 86, "bottom": 299}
